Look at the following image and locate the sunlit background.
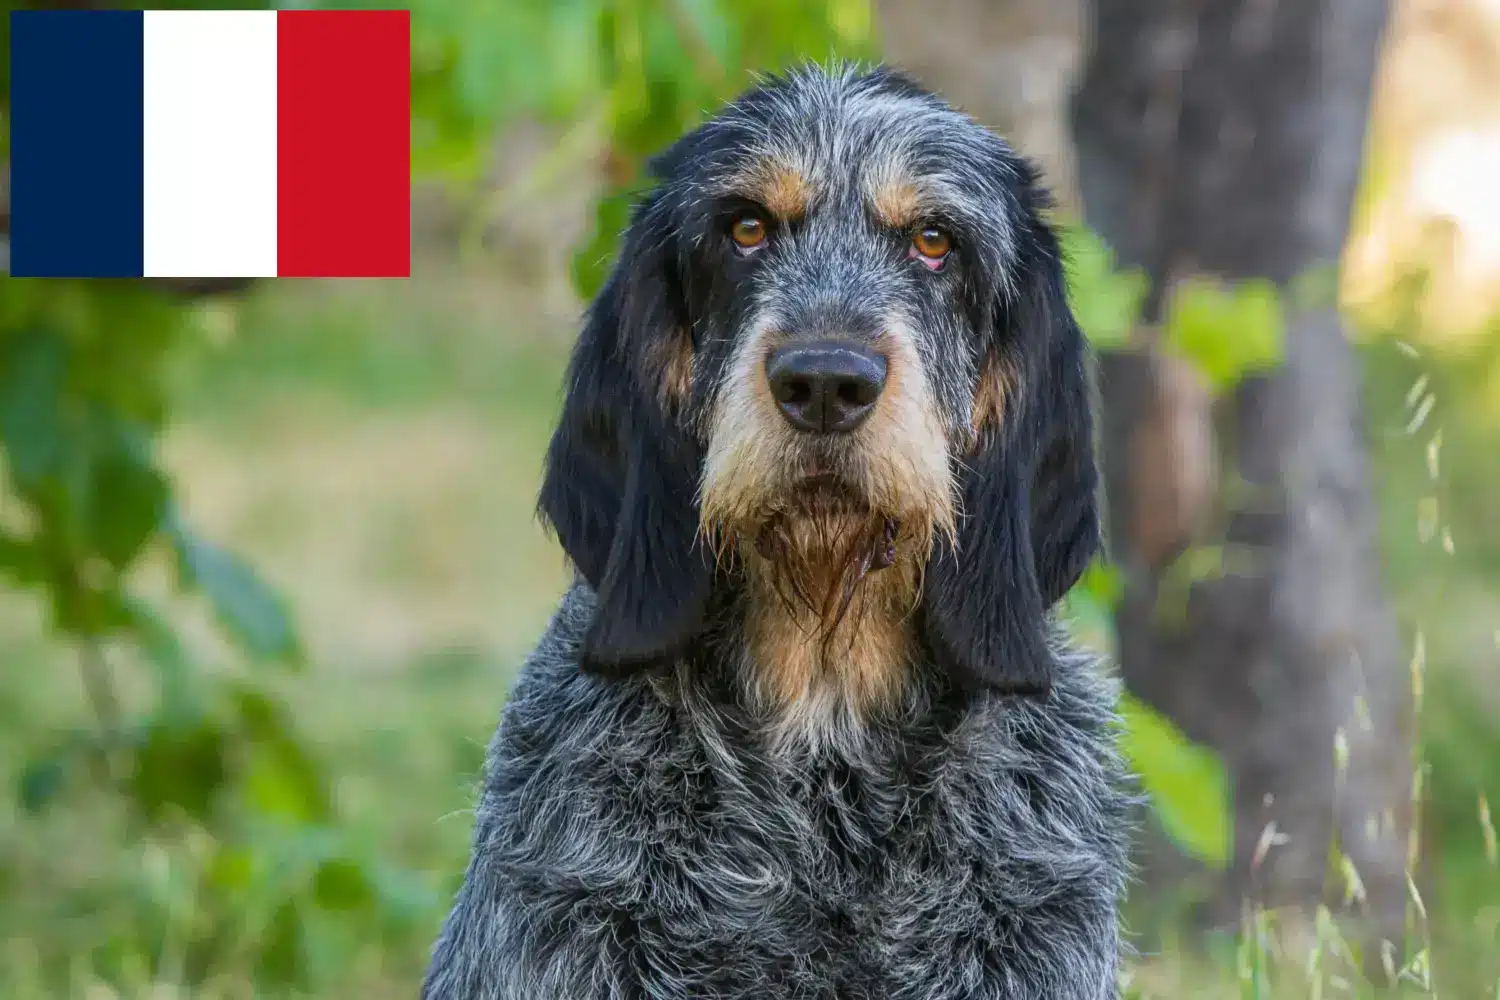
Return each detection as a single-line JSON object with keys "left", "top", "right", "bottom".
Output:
{"left": 3, "top": 1, "right": 1499, "bottom": 997}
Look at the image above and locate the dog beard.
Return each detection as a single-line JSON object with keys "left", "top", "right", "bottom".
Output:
{"left": 747, "top": 482, "right": 901, "bottom": 637}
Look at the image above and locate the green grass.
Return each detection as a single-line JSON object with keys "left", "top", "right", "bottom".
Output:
{"left": 3, "top": 273, "right": 1500, "bottom": 998}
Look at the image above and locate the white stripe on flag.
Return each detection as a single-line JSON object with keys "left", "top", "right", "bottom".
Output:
{"left": 143, "top": 11, "right": 278, "bottom": 278}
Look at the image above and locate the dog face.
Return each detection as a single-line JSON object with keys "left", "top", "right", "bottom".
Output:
{"left": 539, "top": 66, "right": 1099, "bottom": 697}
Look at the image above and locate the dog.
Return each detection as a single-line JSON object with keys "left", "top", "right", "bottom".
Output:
{"left": 423, "top": 64, "right": 1131, "bottom": 1000}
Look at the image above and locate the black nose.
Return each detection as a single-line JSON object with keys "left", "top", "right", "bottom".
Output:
{"left": 765, "top": 340, "right": 888, "bottom": 433}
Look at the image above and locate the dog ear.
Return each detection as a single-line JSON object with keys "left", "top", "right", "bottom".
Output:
{"left": 537, "top": 193, "right": 714, "bottom": 676}
{"left": 922, "top": 215, "right": 1100, "bottom": 696}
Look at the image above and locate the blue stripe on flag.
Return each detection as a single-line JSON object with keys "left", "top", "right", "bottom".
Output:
{"left": 10, "top": 11, "right": 145, "bottom": 278}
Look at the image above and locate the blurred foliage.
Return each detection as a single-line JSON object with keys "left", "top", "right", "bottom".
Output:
{"left": 1163, "top": 278, "right": 1285, "bottom": 394}
{"left": 0, "top": 286, "right": 434, "bottom": 990}
{"left": 1060, "top": 226, "right": 1150, "bottom": 351}
{"left": 1119, "top": 691, "right": 1232, "bottom": 868}
{"left": 1061, "top": 220, "right": 1301, "bottom": 867}
{"left": 1064, "top": 562, "right": 1230, "bottom": 869}
{"left": 409, "top": 0, "right": 876, "bottom": 297}
{"left": 1060, "top": 226, "right": 1287, "bottom": 393}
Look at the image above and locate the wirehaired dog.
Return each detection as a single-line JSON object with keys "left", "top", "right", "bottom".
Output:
{"left": 423, "top": 65, "right": 1131, "bottom": 1000}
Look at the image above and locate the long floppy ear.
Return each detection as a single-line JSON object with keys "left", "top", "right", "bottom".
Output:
{"left": 922, "top": 213, "right": 1100, "bottom": 696}
{"left": 537, "top": 193, "right": 714, "bottom": 676}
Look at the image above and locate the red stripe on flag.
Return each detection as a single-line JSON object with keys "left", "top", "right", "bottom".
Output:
{"left": 277, "top": 10, "right": 409, "bottom": 278}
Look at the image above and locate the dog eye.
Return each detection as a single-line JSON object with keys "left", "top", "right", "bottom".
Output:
{"left": 730, "top": 214, "right": 768, "bottom": 251}
{"left": 911, "top": 226, "right": 952, "bottom": 262}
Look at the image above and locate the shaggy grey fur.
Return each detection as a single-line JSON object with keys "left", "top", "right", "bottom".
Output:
{"left": 423, "top": 586, "right": 1130, "bottom": 999}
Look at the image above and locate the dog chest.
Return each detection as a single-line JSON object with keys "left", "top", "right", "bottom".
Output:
{"left": 468, "top": 649, "right": 1125, "bottom": 999}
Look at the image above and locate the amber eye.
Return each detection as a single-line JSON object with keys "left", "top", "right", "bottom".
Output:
{"left": 912, "top": 226, "right": 952, "bottom": 260}
{"left": 731, "top": 215, "right": 768, "bottom": 249}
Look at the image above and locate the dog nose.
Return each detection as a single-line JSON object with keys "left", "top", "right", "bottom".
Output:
{"left": 766, "top": 340, "right": 888, "bottom": 433}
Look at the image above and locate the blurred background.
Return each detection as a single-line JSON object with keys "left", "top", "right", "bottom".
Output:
{"left": 2, "top": 0, "right": 1499, "bottom": 997}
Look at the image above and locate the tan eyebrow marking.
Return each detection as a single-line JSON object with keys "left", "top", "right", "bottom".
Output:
{"left": 753, "top": 162, "right": 812, "bottom": 221}
{"left": 871, "top": 179, "right": 922, "bottom": 230}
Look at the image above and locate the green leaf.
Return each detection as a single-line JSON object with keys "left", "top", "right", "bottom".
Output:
{"left": 1076, "top": 560, "right": 1124, "bottom": 606}
{"left": 232, "top": 684, "right": 333, "bottom": 824}
{"left": 0, "top": 328, "right": 68, "bottom": 489}
{"left": 206, "top": 843, "right": 257, "bottom": 896}
{"left": 47, "top": 575, "right": 139, "bottom": 639}
{"left": 18, "top": 753, "right": 70, "bottom": 813}
{"left": 0, "top": 531, "right": 45, "bottom": 587}
{"left": 230, "top": 682, "right": 287, "bottom": 740}
{"left": 1119, "top": 692, "right": 1231, "bottom": 867}
{"left": 242, "top": 740, "right": 333, "bottom": 826}
{"left": 126, "top": 716, "right": 232, "bottom": 824}
{"left": 1062, "top": 560, "right": 1125, "bottom": 652}
{"left": 120, "top": 595, "right": 197, "bottom": 716}
{"left": 89, "top": 418, "right": 168, "bottom": 569}
{"left": 1162, "top": 277, "right": 1285, "bottom": 393}
{"left": 255, "top": 898, "right": 312, "bottom": 990}
{"left": 1060, "top": 226, "right": 1148, "bottom": 350}
{"left": 311, "top": 857, "right": 375, "bottom": 912}
{"left": 166, "top": 513, "right": 301, "bottom": 666}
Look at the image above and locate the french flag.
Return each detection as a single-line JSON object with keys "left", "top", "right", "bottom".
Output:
{"left": 9, "top": 9, "right": 411, "bottom": 279}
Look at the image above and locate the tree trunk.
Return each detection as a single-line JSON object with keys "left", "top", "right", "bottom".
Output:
{"left": 875, "top": 0, "right": 1085, "bottom": 209}
{"left": 1072, "top": 0, "right": 1410, "bottom": 944}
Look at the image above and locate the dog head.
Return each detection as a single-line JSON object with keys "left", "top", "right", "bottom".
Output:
{"left": 539, "top": 65, "right": 1099, "bottom": 696}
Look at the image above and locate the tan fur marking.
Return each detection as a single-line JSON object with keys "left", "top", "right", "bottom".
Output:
{"left": 855, "top": 331, "right": 958, "bottom": 540}
{"left": 661, "top": 333, "right": 694, "bottom": 409}
{"left": 756, "top": 164, "right": 812, "bottom": 221}
{"left": 644, "top": 331, "right": 694, "bottom": 411}
{"left": 871, "top": 180, "right": 922, "bottom": 229}
{"left": 970, "top": 353, "right": 1014, "bottom": 441}
{"left": 741, "top": 517, "right": 927, "bottom": 726}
